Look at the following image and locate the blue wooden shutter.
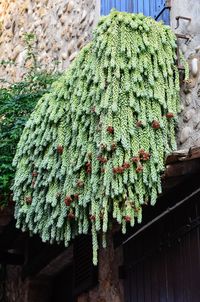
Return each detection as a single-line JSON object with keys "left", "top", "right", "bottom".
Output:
{"left": 101, "top": 0, "right": 170, "bottom": 25}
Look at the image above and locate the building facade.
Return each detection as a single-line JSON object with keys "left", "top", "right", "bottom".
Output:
{"left": 0, "top": 1, "right": 200, "bottom": 301}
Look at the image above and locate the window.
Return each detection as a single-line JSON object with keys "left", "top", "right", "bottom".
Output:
{"left": 101, "top": 0, "right": 170, "bottom": 25}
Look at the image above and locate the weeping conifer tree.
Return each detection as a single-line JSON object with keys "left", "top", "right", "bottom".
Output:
{"left": 13, "top": 11, "right": 186, "bottom": 264}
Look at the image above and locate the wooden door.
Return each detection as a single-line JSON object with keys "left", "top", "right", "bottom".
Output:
{"left": 124, "top": 196, "right": 200, "bottom": 302}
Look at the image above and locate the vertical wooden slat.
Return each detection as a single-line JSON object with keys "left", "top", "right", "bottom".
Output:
{"left": 143, "top": 0, "right": 150, "bottom": 16}
{"left": 135, "top": 0, "right": 138, "bottom": 13}
{"left": 152, "top": 0, "right": 156, "bottom": 17}
{"left": 172, "top": 240, "right": 184, "bottom": 302}
{"left": 138, "top": 0, "right": 144, "bottom": 14}
{"left": 189, "top": 230, "right": 199, "bottom": 302}
{"left": 157, "top": 249, "right": 167, "bottom": 302}
{"left": 151, "top": 253, "right": 160, "bottom": 302}
{"left": 167, "top": 244, "right": 177, "bottom": 302}
{"left": 183, "top": 234, "right": 190, "bottom": 302}
{"left": 121, "top": 0, "right": 126, "bottom": 12}
{"left": 100, "top": 0, "right": 104, "bottom": 15}
{"left": 143, "top": 258, "right": 152, "bottom": 302}
{"left": 186, "top": 232, "right": 192, "bottom": 302}
{"left": 137, "top": 262, "right": 145, "bottom": 302}
{"left": 128, "top": 0, "right": 134, "bottom": 13}
{"left": 125, "top": 269, "right": 131, "bottom": 302}
{"left": 131, "top": 268, "right": 138, "bottom": 302}
{"left": 115, "top": 0, "right": 118, "bottom": 11}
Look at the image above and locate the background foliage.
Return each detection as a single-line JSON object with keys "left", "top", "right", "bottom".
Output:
{"left": 0, "top": 33, "right": 60, "bottom": 207}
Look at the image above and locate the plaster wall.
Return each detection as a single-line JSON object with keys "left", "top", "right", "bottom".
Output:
{"left": 171, "top": 0, "right": 200, "bottom": 149}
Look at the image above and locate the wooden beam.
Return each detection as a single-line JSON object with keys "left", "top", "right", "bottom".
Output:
{"left": 166, "top": 146, "right": 200, "bottom": 164}
{"left": 37, "top": 246, "right": 73, "bottom": 278}
{"left": 164, "top": 158, "right": 200, "bottom": 178}
{"left": 21, "top": 236, "right": 69, "bottom": 279}
{"left": 114, "top": 172, "right": 200, "bottom": 248}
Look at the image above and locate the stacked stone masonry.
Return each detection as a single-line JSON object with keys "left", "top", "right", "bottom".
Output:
{"left": 0, "top": 0, "right": 98, "bottom": 82}
{"left": 171, "top": 0, "right": 200, "bottom": 149}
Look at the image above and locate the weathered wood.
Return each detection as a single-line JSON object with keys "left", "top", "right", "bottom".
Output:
{"left": 21, "top": 237, "right": 67, "bottom": 279}
{"left": 164, "top": 158, "right": 200, "bottom": 178}
{"left": 114, "top": 172, "right": 200, "bottom": 248}
{"left": 123, "top": 195, "right": 200, "bottom": 302}
{"left": 37, "top": 246, "right": 73, "bottom": 278}
{"left": 166, "top": 146, "right": 200, "bottom": 164}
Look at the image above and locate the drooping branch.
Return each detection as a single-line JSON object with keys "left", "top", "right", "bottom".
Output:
{"left": 13, "top": 11, "right": 181, "bottom": 264}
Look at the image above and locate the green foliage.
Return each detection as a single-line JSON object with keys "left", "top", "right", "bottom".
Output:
{"left": 13, "top": 12, "right": 182, "bottom": 264}
{"left": 0, "top": 71, "right": 58, "bottom": 207}
{"left": 0, "top": 29, "right": 60, "bottom": 207}
{"left": 23, "top": 32, "right": 37, "bottom": 71}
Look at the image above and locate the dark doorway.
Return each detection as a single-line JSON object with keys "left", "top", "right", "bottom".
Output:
{"left": 51, "top": 265, "right": 74, "bottom": 302}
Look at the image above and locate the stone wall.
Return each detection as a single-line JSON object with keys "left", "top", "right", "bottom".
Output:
{"left": 0, "top": 0, "right": 99, "bottom": 83}
{"left": 171, "top": 0, "right": 200, "bottom": 149}
{"left": 4, "top": 265, "right": 53, "bottom": 302}
{"left": 4, "top": 266, "right": 27, "bottom": 302}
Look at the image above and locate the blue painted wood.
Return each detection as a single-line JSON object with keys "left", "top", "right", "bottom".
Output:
{"left": 143, "top": 0, "right": 150, "bottom": 16}
{"left": 121, "top": 0, "right": 126, "bottom": 11}
{"left": 138, "top": 0, "right": 144, "bottom": 13}
{"left": 101, "top": 0, "right": 170, "bottom": 24}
